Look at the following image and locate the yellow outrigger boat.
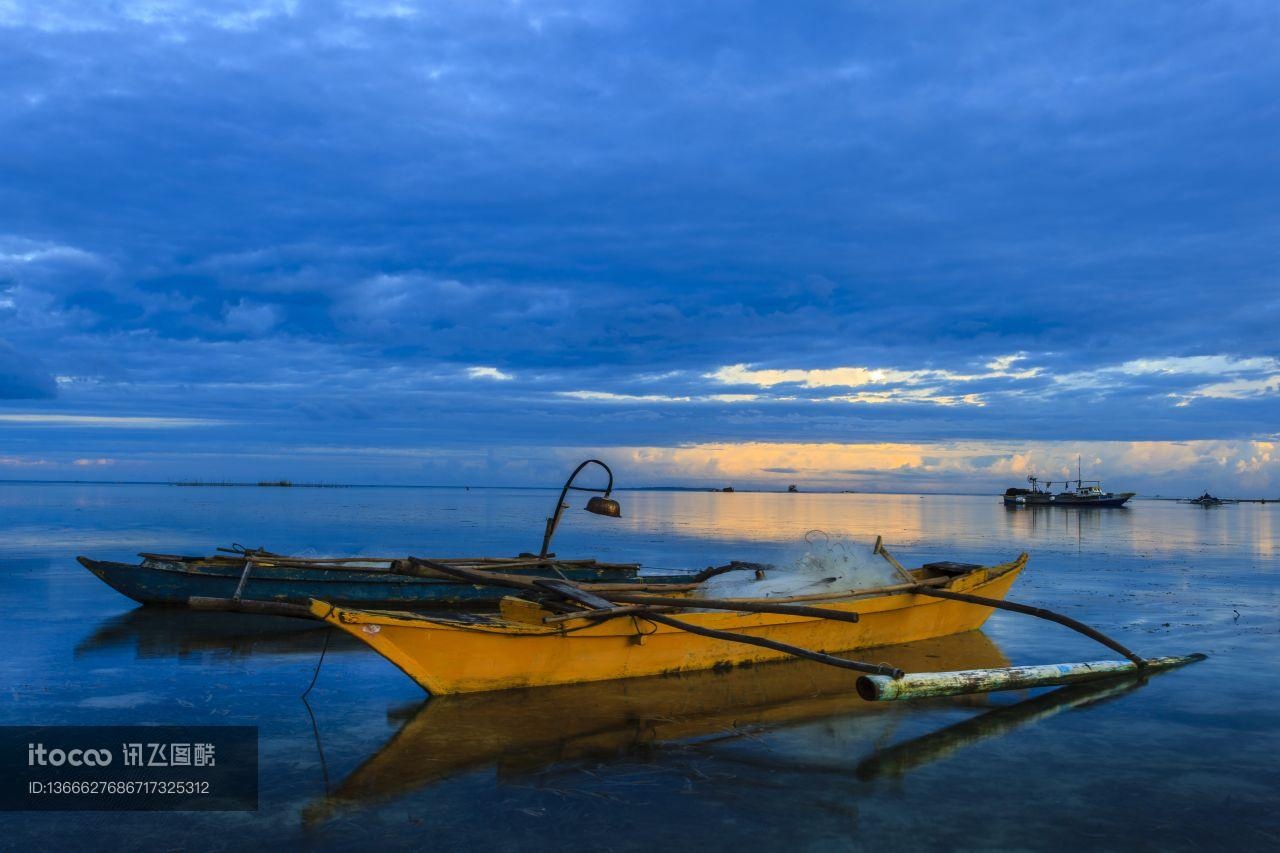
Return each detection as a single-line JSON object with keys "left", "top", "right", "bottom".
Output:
{"left": 313, "top": 554, "right": 1026, "bottom": 694}
{"left": 311, "top": 542, "right": 1204, "bottom": 699}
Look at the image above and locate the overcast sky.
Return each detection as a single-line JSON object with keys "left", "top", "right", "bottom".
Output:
{"left": 2, "top": 1, "right": 1278, "bottom": 492}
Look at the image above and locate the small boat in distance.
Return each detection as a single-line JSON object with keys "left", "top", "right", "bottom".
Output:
{"left": 1185, "top": 492, "right": 1227, "bottom": 506}
{"left": 1003, "top": 458, "right": 1134, "bottom": 508}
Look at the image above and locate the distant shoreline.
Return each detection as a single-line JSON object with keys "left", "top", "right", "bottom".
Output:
{"left": 0, "top": 478, "right": 994, "bottom": 496}
{"left": 0, "top": 479, "right": 1275, "bottom": 501}
{"left": 169, "top": 480, "right": 351, "bottom": 488}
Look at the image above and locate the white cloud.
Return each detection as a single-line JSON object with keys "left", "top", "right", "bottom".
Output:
{"left": 705, "top": 353, "right": 1280, "bottom": 409}
{"left": 702, "top": 355, "right": 1038, "bottom": 406}
{"left": 466, "top": 366, "right": 514, "bottom": 381}
{"left": 0, "top": 455, "right": 53, "bottom": 467}
{"left": 708, "top": 364, "right": 920, "bottom": 389}
{"left": 1173, "top": 375, "right": 1280, "bottom": 407}
{"left": 0, "top": 414, "right": 223, "bottom": 427}
{"left": 0, "top": 237, "right": 100, "bottom": 267}
{"left": 558, "top": 390, "right": 761, "bottom": 404}
{"left": 825, "top": 390, "right": 986, "bottom": 407}
{"left": 0, "top": 1, "right": 300, "bottom": 33}
{"left": 708, "top": 354, "right": 1039, "bottom": 391}
{"left": 1119, "top": 356, "right": 1277, "bottom": 376}
{"left": 1054, "top": 354, "right": 1280, "bottom": 404}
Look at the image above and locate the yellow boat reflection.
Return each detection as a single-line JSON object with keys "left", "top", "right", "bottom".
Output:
{"left": 303, "top": 630, "right": 1009, "bottom": 825}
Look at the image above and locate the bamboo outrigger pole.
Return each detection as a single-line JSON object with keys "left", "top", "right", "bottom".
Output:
{"left": 856, "top": 655, "right": 1206, "bottom": 702}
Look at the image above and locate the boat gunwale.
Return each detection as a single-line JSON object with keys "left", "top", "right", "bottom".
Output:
{"left": 86, "top": 556, "right": 675, "bottom": 587}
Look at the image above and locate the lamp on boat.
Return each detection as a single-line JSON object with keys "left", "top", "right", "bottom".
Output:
{"left": 585, "top": 495, "right": 621, "bottom": 517}
{"left": 539, "top": 459, "right": 620, "bottom": 559}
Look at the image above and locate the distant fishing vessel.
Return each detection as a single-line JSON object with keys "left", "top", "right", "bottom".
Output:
{"left": 1185, "top": 492, "right": 1228, "bottom": 506}
{"left": 1003, "top": 458, "right": 1135, "bottom": 508}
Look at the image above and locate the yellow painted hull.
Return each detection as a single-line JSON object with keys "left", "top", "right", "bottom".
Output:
{"left": 312, "top": 554, "right": 1027, "bottom": 695}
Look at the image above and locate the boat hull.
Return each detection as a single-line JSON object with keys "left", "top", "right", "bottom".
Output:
{"left": 314, "top": 554, "right": 1028, "bottom": 695}
{"left": 77, "top": 557, "right": 668, "bottom": 609}
{"left": 1003, "top": 493, "right": 1134, "bottom": 508}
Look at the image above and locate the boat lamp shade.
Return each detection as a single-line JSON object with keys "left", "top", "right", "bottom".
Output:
{"left": 585, "top": 496, "right": 622, "bottom": 518}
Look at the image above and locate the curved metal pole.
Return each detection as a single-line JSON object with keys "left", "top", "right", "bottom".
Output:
{"left": 539, "top": 459, "right": 614, "bottom": 558}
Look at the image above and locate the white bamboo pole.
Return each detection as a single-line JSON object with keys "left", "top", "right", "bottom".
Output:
{"left": 856, "top": 654, "right": 1206, "bottom": 702}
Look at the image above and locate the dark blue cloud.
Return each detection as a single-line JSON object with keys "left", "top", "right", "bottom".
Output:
{"left": 1, "top": 1, "right": 1278, "bottom": 486}
{"left": 0, "top": 341, "right": 55, "bottom": 399}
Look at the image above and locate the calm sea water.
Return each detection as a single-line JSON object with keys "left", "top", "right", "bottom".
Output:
{"left": 0, "top": 483, "right": 1276, "bottom": 850}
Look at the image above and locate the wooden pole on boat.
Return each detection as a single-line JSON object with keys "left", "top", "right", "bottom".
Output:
{"left": 640, "top": 612, "right": 901, "bottom": 677}
{"left": 530, "top": 578, "right": 866, "bottom": 626}
{"left": 855, "top": 654, "right": 1206, "bottom": 701}
{"left": 873, "top": 535, "right": 909, "bottom": 575}
{"left": 713, "top": 575, "right": 953, "bottom": 604}
{"left": 873, "top": 536, "right": 922, "bottom": 588}
{"left": 910, "top": 586, "right": 1145, "bottom": 666}
{"left": 231, "top": 559, "right": 255, "bottom": 602}
{"left": 404, "top": 558, "right": 702, "bottom": 592}
{"left": 595, "top": 591, "right": 865, "bottom": 626}
{"left": 187, "top": 596, "right": 315, "bottom": 619}
{"left": 543, "top": 574, "right": 955, "bottom": 610}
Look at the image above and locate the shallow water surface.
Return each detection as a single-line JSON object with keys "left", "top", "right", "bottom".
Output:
{"left": 0, "top": 484, "right": 1276, "bottom": 850}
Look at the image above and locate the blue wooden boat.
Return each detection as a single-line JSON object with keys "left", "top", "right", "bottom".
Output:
{"left": 77, "top": 550, "right": 694, "bottom": 609}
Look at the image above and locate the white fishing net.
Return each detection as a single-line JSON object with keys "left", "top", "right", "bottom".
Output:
{"left": 697, "top": 531, "right": 904, "bottom": 599}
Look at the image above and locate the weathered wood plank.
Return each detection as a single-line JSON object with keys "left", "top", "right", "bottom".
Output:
{"left": 187, "top": 596, "right": 316, "bottom": 619}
